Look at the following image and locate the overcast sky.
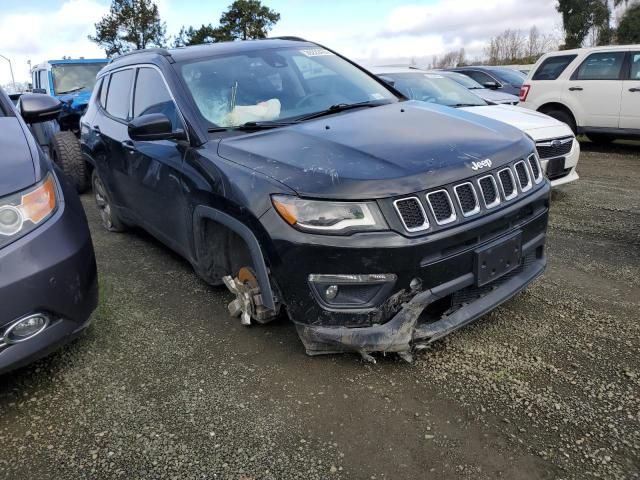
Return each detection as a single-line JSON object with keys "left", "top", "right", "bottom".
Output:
{"left": 0, "top": 0, "right": 563, "bottom": 86}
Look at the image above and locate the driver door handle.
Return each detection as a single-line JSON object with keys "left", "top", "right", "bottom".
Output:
{"left": 121, "top": 140, "right": 136, "bottom": 152}
{"left": 630, "top": 87, "right": 640, "bottom": 92}
{"left": 569, "top": 87, "right": 583, "bottom": 91}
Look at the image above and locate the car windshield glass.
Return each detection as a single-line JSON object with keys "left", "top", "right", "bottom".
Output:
{"left": 52, "top": 63, "right": 106, "bottom": 95}
{"left": 382, "top": 73, "right": 487, "bottom": 107}
{"left": 177, "top": 46, "right": 398, "bottom": 128}
{"left": 490, "top": 68, "right": 525, "bottom": 86}
{"left": 440, "top": 71, "right": 485, "bottom": 89}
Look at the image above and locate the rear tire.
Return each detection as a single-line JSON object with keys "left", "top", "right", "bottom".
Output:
{"left": 92, "top": 170, "right": 126, "bottom": 232}
{"left": 51, "top": 131, "right": 90, "bottom": 193}
{"left": 586, "top": 133, "right": 615, "bottom": 144}
{"left": 541, "top": 108, "right": 577, "bottom": 135}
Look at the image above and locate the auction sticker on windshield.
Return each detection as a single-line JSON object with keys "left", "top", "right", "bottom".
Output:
{"left": 300, "top": 48, "right": 334, "bottom": 57}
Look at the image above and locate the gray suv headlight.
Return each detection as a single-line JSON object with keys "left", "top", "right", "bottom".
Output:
{"left": 0, "top": 174, "right": 58, "bottom": 248}
{"left": 271, "top": 195, "right": 388, "bottom": 234}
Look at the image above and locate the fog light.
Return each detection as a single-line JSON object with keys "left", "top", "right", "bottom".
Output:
{"left": 325, "top": 285, "right": 339, "bottom": 299}
{"left": 4, "top": 314, "right": 50, "bottom": 344}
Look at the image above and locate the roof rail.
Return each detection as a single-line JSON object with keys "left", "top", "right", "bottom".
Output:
{"left": 109, "top": 48, "right": 173, "bottom": 64}
{"left": 269, "top": 36, "right": 308, "bottom": 42}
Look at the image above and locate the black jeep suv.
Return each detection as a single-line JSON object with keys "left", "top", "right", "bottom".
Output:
{"left": 81, "top": 39, "right": 550, "bottom": 360}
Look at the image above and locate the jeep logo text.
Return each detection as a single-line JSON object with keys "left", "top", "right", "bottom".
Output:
{"left": 470, "top": 159, "right": 492, "bottom": 171}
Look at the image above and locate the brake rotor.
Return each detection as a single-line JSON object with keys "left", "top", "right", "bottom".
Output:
{"left": 238, "top": 267, "right": 259, "bottom": 289}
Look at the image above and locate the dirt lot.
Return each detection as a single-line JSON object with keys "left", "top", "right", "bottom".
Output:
{"left": 0, "top": 141, "right": 638, "bottom": 480}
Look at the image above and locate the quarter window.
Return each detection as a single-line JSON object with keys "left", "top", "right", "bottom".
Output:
{"left": 133, "top": 68, "right": 180, "bottom": 130}
{"left": 99, "top": 75, "right": 108, "bottom": 108}
{"left": 630, "top": 53, "right": 640, "bottom": 80}
{"left": 574, "top": 52, "right": 625, "bottom": 81}
{"left": 532, "top": 55, "right": 577, "bottom": 80}
{"left": 105, "top": 68, "right": 134, "bottom": 120}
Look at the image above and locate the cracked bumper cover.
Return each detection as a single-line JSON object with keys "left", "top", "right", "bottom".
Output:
{"left": 296, "top": 246, "right": 545, "bottom": 356}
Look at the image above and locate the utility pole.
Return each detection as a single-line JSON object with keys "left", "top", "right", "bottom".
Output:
{"left": 0, "top": 53, "right": 17, "bottom": 92}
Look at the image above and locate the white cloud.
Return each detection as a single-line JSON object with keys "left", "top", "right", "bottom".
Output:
{"left": 0, "top": 0, "right": 108, "bottom": 87}
{"left": 274, "top": 0, "right": 562, "bottom": 67}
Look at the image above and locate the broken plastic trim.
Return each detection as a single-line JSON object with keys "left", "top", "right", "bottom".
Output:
{"left": 295, "top": 255, "right": 545, "bottom": 362}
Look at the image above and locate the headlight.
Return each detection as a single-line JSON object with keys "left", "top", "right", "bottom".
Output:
{"left": 0, "top": 174, "right": 57, "bottom": 248}
{"left": 271, "top": 195, "right": 387, "bottom": 234}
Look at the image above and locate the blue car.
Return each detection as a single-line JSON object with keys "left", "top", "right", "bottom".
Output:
{"left": 0, "top": 87, "right": 97, "bottom": 375}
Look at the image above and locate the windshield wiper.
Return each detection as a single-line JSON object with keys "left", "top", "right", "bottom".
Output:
{"left": 208, "top": 121, "right": 296, "bottom": 133}
{"left": 57, "top": 86, "right": 85, "bottom": 95}
{"left": 451, "top": 103, "right": 484, "bottom": 108}
{"left": 294, "top": 100, "right": 393, "bottom": 122}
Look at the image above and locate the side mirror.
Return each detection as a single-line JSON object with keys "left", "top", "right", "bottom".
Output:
{"left": 128, "top": 113, "right": 185, "bottom": 141}
{"left": 378, "top": 75, "right": 396, "bottom": 87}
{"left": 32, "top": 88, "right": 47, "bottom": 94}
{"left": 483, "top": 81, "right": 500, "bottom": 89}
{"left": 18, "top": 93, "right": 62, "bottom": 124}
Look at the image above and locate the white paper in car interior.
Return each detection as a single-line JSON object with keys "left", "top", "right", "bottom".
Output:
{"left": 225, "top": 99, "right": 281, "bottom": 126}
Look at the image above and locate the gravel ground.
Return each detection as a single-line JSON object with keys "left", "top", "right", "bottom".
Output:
{"left": 0, "top": 141, "right": 638, "bottom": 480}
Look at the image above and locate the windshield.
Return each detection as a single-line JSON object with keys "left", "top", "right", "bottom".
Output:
{"left": 380, "top": 72, "right": 486, "bottom": 107}
{"left": 438, "top": 71, "right": 484, "bottom": 89}
{"left": 489, "top": 68, "right": 525, "bottom": 87}
{"left": 52, "top": 63, "right": 106, "bottom": 95}
{"left": 178, "top": 47, "right": 397, "bottom": 128}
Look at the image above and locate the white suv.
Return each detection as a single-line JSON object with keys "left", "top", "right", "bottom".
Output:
{"left": 519, "top": 45, "right": 640, "bottom": 144}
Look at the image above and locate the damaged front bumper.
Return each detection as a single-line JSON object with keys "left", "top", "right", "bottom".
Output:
{"left": 230, "top": 181, "right": 550, "bottom": 359}
{"left": 296, "top": 246, "right": 545, "bottom": 360}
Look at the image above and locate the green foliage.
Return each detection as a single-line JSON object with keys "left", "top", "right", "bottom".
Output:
{"left": 89, "top": 0, "right": 166, "bottom": 57}
{"left": 556, "top": 0, "right": 610, "bottom": 49}
{"left": 174, "top": 0, "right": 280, "bottom": 47}
{"left": 219, "top": 0, "right": 280, "bottom": 41}
{"left": 617, "top": 4, "right": 640, "bottom": 44}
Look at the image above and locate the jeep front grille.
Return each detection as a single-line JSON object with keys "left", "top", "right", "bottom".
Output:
{"left": 393, "top": 197, "right": 429, "bottom": 232}
{"left": 498, "top": 168, "right": 517, "bottom": 200}
{"left": 427, "top": 190, "right": 456, "bottom": 225}
{"left": 392, "top": 155, "right": 542, "bottom": 234}
{"left": 527, "top": 154, "right": 543, "bottom": 183}
{"left": 454, "top": 182, "right": 480, "bottom": 217}
{"left": 478, "top": 175, "right": 500, "bottom": 208}
{"left": 514, "top": 161, "right": 532, "bottom": 192}
{"left": 536, "top": 137, "right": 573, "bottom": 160}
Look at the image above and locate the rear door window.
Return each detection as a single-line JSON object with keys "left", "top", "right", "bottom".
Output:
{"left": 105, "top": 68, "right": 134, "bottom": 120}
{"left": 133, "top": 67, "right": 181, "bottom": 130}
{"left": 532, "top": 55, "right": 577, "bottom": 80}
{"left": 574, "top": 52, "right": 626, "bottom": 80}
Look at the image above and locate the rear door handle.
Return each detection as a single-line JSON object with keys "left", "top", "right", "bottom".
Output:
{"left": 569, "top": 87, "right": 583, "bottom": 91}
{"left": 630, "top": 87, "right": 640, "bottom": 92}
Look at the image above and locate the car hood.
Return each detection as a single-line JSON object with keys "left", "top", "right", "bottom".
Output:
{"left": 58, "top": 90, "right": 92, "bottom": 114}
{"left": 459, "top": 105, "right": 574, "bottom": 141}
{"left": 0, "top": 117, "right": 36, "bottom": 197}
{"left": 473, "top": 89, "right": 519, "bottom": 104}
{"left": 218, "top": 101, "right": 533, "bottom": 199}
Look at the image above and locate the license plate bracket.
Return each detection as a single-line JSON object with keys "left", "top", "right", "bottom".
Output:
{"left": 474, "top": 231, "right": 522, "bottom": 287}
